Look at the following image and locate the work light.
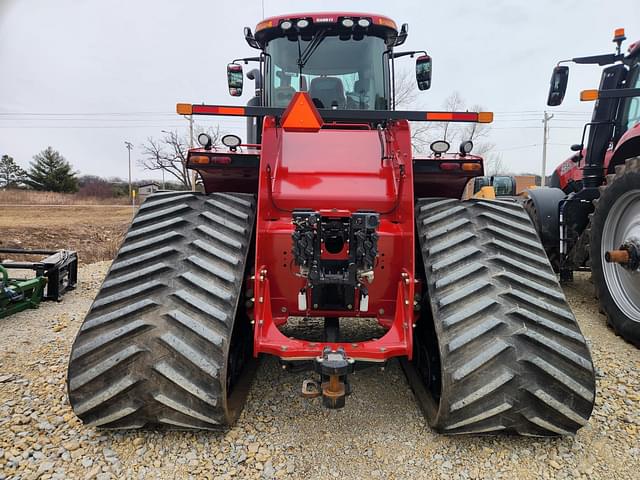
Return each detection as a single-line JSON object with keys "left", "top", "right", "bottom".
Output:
{"left": 341, "top": 18, "right": 354, "bottom": 28}
{"left": 197, "top": 133, "right": 212, "bottom": 149}
{"left": 222, "top": 134, "right": 242, "bottom": 150}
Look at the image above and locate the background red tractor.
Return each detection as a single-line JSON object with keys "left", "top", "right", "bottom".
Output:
{"left": 67, "top": 12, "right": 595, "bottom": 436}
{"left": 526, "top": 28, "right": 640, "bottom": 346}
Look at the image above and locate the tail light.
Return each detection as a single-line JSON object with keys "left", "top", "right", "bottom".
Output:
{"left": 439, "top": 162, "right": 461, "bottom": 171}
{"left": 461, "top": 163, "right": 482, "bottom": 172}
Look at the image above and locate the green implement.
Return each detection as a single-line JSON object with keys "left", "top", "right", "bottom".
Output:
{"left": 0, "top": 264, "right": 47, "bottom": 319}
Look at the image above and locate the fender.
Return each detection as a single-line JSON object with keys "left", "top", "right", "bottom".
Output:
{"left": 525, "top": 187, "right": 566, "bottom": 250}
{"left": 609, "top": 121, "right": 640, "bottom": 172}
{"left": 552, "top": 153, "right": 583, "bottom": 192}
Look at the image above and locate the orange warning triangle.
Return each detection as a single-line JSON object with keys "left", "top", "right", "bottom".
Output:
{"left": 281, "top": 92, "right": 324, "bottom": 132}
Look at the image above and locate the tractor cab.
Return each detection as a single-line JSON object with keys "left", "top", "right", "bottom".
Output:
{"left": 546, "top": 28, "right": 640, "bottom": 191}
{"left": 229, "top": 13, "right": 431, "bottom": 116}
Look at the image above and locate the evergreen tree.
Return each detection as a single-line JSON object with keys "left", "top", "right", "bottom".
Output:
{"left": 0, "top": 154, "right": 26, "bottom": 188}
{"left": 25, "top": 147, "right": 78, "bottom": 192}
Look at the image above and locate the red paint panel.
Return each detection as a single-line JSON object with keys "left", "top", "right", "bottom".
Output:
{"left": 251, "top": 118, "right": 416, "bottom": 361}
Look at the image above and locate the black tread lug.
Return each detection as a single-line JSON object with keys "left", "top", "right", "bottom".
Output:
{"left": 68, "top": 192, "right": 256, "bottom": 429}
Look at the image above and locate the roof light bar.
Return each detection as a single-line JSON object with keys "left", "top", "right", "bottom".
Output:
{"left": 178, "top": 103, "right": 494, "bottom": 124}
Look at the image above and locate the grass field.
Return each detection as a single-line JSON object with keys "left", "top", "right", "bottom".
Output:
{"left": 0, "top": 205, "right": 132, "bottom": 263}
{"left": 0, "top": 189, "right": 130, "bottom": 206}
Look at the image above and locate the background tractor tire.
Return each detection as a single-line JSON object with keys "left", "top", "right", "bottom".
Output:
{"left": 405, "top": 198, "right": 595, "bottom": 436}
{"left": 590, "top": 157, "right": 640, "bottom": 347}
{"left": 67, "top": 191, "right": 256, "bottom": 429}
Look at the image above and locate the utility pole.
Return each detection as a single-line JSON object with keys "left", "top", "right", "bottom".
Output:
{"left": 187, "top": 114, "right": 196, "bottom": 191}
{"left": 124, "top": 141, "right": 134, "bottom": 198}
{"left": 541, "top": 111, "right": 554, "bottom": 187}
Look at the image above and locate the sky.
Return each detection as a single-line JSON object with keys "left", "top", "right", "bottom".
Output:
{"left": 1, "top": 0, "right": 639, "bottom": 181}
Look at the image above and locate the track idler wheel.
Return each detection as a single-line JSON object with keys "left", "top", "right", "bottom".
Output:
{"left": 315, "top": 347, "right": 353, "bottom": 409}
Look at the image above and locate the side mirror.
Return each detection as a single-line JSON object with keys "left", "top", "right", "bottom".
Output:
{"left": 547, "top": 66, "right": 569, "bottom": 106}
{"left": 227, "top": 63, "right": 244, "bottom": 96}
{"left": 416, "top": 55, "right": 432, "bottom": 91}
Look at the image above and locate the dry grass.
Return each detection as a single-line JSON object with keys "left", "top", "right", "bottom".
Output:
{"left": 0, "top": 206, "right": 132, "bottom": 264}
{"left": 0, "top": 189, "right": 130, "bottom": 205}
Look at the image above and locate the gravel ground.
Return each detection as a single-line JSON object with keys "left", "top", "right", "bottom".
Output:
{"left": 1, "top": 264, "right": 639, "bottom": 480}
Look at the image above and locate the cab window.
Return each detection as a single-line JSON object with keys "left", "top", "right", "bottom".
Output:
{"left": 622, "top": 67, "right": 640, "bottom": 132}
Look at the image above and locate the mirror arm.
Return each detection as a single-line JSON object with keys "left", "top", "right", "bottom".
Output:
{"left": 232, "top": 57, "right": 261, "bottom": 65}
{"left": 559, "top": 53, "right": 624, "bottom": 66}
{"left": 392, "top": 50, "right": 427, "bottom": 59}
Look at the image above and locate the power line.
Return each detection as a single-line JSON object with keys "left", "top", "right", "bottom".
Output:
{"left": 0, "top": 111, "right": 177, "bottom": 116}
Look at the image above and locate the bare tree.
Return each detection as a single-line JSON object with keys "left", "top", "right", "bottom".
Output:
{"left": 409, "top": 123, "right": 436, "bottom": 153}
{"left": 394, "top": 68, "right": 420, "bottom": 109}
{"left": 440, "top": 91, "right": 465, "bottom": 143}
{"left": 404, "top": 89, "right": 495, "bottom": 158}
{"left": 393, "top": 69, "right": 436, "bottom": 153}
{"left": 140, "top": 126, "right": 222, "bottom": 190}
{"left": 483, "top": 153, "right": 507, "bottom": 176}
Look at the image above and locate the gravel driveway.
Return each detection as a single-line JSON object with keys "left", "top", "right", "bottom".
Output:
{"left": 0, "top": 263, "right": 638, "bottom": 480}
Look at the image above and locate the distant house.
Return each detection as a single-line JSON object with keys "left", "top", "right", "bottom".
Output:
{"left": 137, "top": 182, "right": 160, "bottom": 199}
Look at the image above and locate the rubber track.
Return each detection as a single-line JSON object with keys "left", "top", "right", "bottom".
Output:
{"left": 67, "top": 191, "right": 255, "bottom": 429}
{"left": 411, "top": 198, "right": 595, "bottom": 435}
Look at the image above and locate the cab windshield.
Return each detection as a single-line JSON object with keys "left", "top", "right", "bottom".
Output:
{"left": 265, "top": 34, "right": 389, "bottom": 110}
{"left": 621, "top": 66, "right": 640, "bottom": 133}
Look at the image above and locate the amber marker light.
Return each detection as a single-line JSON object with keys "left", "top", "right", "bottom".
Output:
{"left": 190, "top": 156, "right": 210, "bottom": 165}
{"left": 461, "top": 163, "right": 482, "bottom": 171}
{"left": 477, "top": 112, "right": 494, "bottom": 123}
{"left": 176, "top": 103, "right": 193, "bottom": 115}
{"left": 580, "top": 89, "right": 599, "bottom": 101}
{"left": 256, "top": 19, "right": 273, "bottom": 32}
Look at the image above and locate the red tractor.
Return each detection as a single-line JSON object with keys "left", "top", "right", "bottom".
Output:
{"left": 526, "top": 28, "right": 640, "bottom": 346}
{"left": 68, "top": 12, "right": 595, "bottom": 436}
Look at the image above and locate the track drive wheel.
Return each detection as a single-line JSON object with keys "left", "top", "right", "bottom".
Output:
{"left": 404, "top": 198, "right": 595, "bottom": 435}
{"left": 67, "top": 192, "right": 256, "bottom": 429}
{"left": 590, "top": 157, "right": 640, "bottom": 347}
